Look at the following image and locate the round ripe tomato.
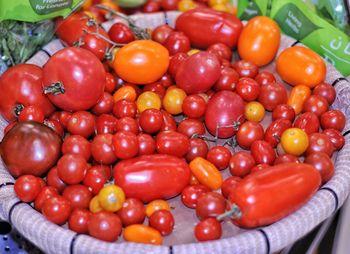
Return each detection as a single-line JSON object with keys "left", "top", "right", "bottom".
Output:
{"left": 113, "top": 99, "right": 137, "bottom": 118}
{"left": 95, "top": 114, "right": 118, "bottom": 135}
{"left": 42, "top": 195, "right": 72, "bottom": 225}
{"left": 303, "top": 95, "right": 329, "bottom": 117}
{"left": 232, "top": 60, "right": 259, "bottom": 78}
{"left": 229, "top": 151, "right": 255, "bottom": 177}
{"left": 258, "top": 82, "right": 288, "bottom": 111}
{"left": 57, "top": 111, "right": 72, "bottom": 128}
{"left": 80, "top": 31, "right": 111, "bottom": 61}
{"left": 57, "top": 154, "right": 88, "bottom": 185}
{"left": 105, "top": 73, "right": 117, "bottom": 94}
{"left": 182, "top": 94, "right": 207, "bottom": 118}
{"left": 272, "top": 104, "right": 295, "bottom": 122}
{"left": 67, "top": 111, "right": 95, "bottom": 138}
{"left": 98, "top": 185, "right": 125, "bottom": 212}
{"left": 136, "top": 91, "right": 162, "bottom": 113}
{"left": 221, "top": 176, "right": 241, "bottom": 198}
{"left": 113, "top": 85, "right": 137, "bottom": 102}
{"left": 47, "top": 166, "right": 66, "bottom": 193}
{"left": 238, "top": 16, "right": 280, "bottom": 66}
{"left": 108, "top": 23, "right": 135, "bottom": 44}
{"left": 161, "top": 0, "right": 179, "bottom": 10}
{"left": 88, "top": 212, "right": 122, "bottom": 242}
{"left": 250, "top": 140, "right": 276, "bottom": 165}
{"left": 44, "top": 119, "right": 65, "bottom": 137}
{"left": 137, "top": 133, "right": 156, "bottom": 155}
{"left": 156, "top": 130, "right": 190, "bottom": 157}
{"left": 294, "top": 112, "right": 320, "bottom": 134}
{"left": 14, "top": 175, "right": 42, "bottom": 202}
{"left": 160, "top": 73, "right": 174, "bottom": 88}
{"left": 186, "top": 138, "right": 209, "bottom": 162}
{"left": 146, "top": 200, "right": 171, "bottom": 217}
{"left": 139, "top": 109, "right": 164, "bottom": 134}
{"left": 195, "top": 218, "right": 222, "bottom": 242}
{"left": 213, "top": 67, "right": 239, "bottom": 92}
{"left": 244, "top": 101, "right": 265, "bottom": 122}
{"left": 163, "top": 32, "right": 191, "bottom": 56}
{"left": 34, "top": 186, "right": 59, "bottom": 211}
{"left": 305, "top": 152, "right": 334, "bottom": 184}
{"left": 320, "top": 110, "right": 346, "bottom": 131}
{"left": 313, "top": 83, "right": 336, "bottom": 105}
{"left": 143, "top": 0, "right": 161, "bottom": 12}
{"left": 206, "top": 146, "right": 231, "bottom": 170}
{"left": 113, "top": 40, "right": 169, "bottom": 84}
{"left": 280, "top": 128, "right": 309, "bottom": 156}
{"left": 43, "top": 47, "right": 105, "bottom": 111}
{"left": 149, "top": 210, "right": 174, "bottom": 236}
{"left": 116, "top": 116, "right": 139, "bottom": 134}
{"left": 236, "top": 77, "right": 260, "bottom": 101}
{"left": 18, "top": 105, "right": 45, "bottom": 123}
{"left": 83, "top": 167, "right": 108, "bottom": 195}
{"left": 143, "top": 82, "right": 166, "bottom": 99}
{"left": 181, "top": 185, "right": 210, "bottom": 209}
{"left": 177, "top": 118, "right": 206, "bottom": 138}
{"left": 236, "top": 121, "right": 264, "bottom": 149}
{"left": 63, "top": 184, "right": 92, "bottom": 210}
{"left": 160, "top": 110, "right": 177, "bottom": 131}
{"left": 68, "top": 208, "right": 91, "bottom": 234}
{"left": 92, "top": 92, "right": 114, "bottom": 115}
{"left": 323, "top": 128, "right": 345, "bottom": 151}
{"left": 207, "top": 43, "right": 232, "bottom": 61}
{"left": 117, "top": 198, "right": 146, "bottom": 226}
{"left": 91, "top": 134, "right": 118, "bottom": 165}
{"left": 264, "top": 119, "right": 292, "bottom": 148}
{"left": 168, "top": 52, "right": 188, "bottom": 78}
{"left": 306, "top": 133, "right": 334, "bottom": 157}
{"left": 163, "top": 87, "right": 187, "bottom": 115}
{"left": 276, "top": 46, "right": 326, "bottom": 88}
{"left": 196, "top": 192, "right": 226, "bottom": 220}
{"left": 152, "top": 24, "right": 174, "bottom": 44}
{"left": 112, "top": 131, "right": 139, "bottom": 159}
{"left": 274, "top": 154, "right": 300, "bottom": 165}
{"left": 255, "top": 71, "right": 276, "bottom": 86}
{"left": 62, "top": 135, "right": 91, "bottom": 161}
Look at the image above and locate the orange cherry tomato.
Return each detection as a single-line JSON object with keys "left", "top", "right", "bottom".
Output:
{"left": 145, "top": 200, "right": 171, "bottom": 217}
{"left": 178, "top": 0, "right": 196, "bottom": 12}
{"left": 113, "top": 40, "right": 169, "bottom": 84}
{"left": 244, "top": 101, "right": 265, "bottom": 122}
{"left": 89, "top": 196, "right": 103, "bottom": 213}
{"left": 280, "top": 128, "right": 309, "bottom": 156}
{"left": 287, "top": 85, "right": 311, "bottom": 115}
{"left": 212, "top": 4, "right": 231, "bottom": 13}
{"left": 113, "top": 85, "right": 137, "bottom": 102}
{"left": 124, "top": 224, "right": 163, "bottom": 245}
{"left": 136, "top": 91, "right": 161, "bottom": 113}
{"left": 97, "top": 184, "right": 125, "bottom": 212}
{"left": 189, "top": 157, "right": 223, "bottom": 190}
{"left": 163, "top": 87, "right": 187, "bottom": 115}
{"left": 276, "top": 46, "right": 326, "bottom": 88}
{"left": 238, "top": 16, "right": 280, "bottom": 66}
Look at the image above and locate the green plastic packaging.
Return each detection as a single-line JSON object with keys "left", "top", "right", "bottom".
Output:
{"left": 237, "top": 0, "right": 270, "bottom": 20}
{"left": 0, "top": 0, "right": 84, "bottom": 22}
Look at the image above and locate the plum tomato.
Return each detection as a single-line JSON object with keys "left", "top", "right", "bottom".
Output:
{"left": 258, "top": 82, "right": 288, "bottom": 111}
{"left": 163, "top": 31, "right": 191, "bottom": 56}
{"left": 274, "top": 154, "right": 300, "bottom": 165}
{"left": 232, "top": 60, "right": 259, "bottom": 78}
{"left": 294, "top": 112, "right": 320, "bottom": 135}
{"left": 250, "top": 140, "right": 276, "bottom": 165}
{"left": 322, "top": 129, "right": 345, "bottom": 150}
{"left": 108, "top": 23, "right": 135, "bottom": 44}
{"left": 152, "top": 24, "right": 174, "bottom": 44}
{"left": 137, "top": 133, "right": 156, "bottom": 155}
{"left": 272, "top": 104, "right": 295, "bottom": 122}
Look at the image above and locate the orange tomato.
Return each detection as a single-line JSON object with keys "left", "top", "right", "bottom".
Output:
{"left": 287, "top": 85, "right": 311, "bottom": 115}
{"left": 276, "top": 46, "right": 326, "bottom": 88}
{"left": 189, "top": 157, "right": 223, "bottom": 190}
{"left": 89, "top": 196, "right": 103, "bottom": 213}
{"left": 163, "top": 87, "right": 187, "bottom": 115}
{"left": 113, "top": 40, "right": 169, "bottom": 84}
{"left": 281, "top": 128, "right": 309, "bottom": 156}
{"left": 113, "top": 85, "right": 137, "bottom": 102}
{"left": 238, "top": 16, "right": 280, "bottom": 66}
{"left": 145, "top": 200, "right": 171, "bottom": 217}
{"left": 209, "top": 0, "right": 228, "bottom": 6}
{"left": 82, "top": 0, "right": 94, "bottom": 10}
{"left": 136, "top": 91, "right": 161, "bottom": 113}
{"left": 178, "top": 0, "right": 196, "bottom": 12}
{"left": 124, "top": 224, "right": 162, "bottom": 245}
{"left": 212, "top": 4, "right": 231, "bottom": 12}
{"left": 244, "top": 101, "right": 265, "bottom": 122}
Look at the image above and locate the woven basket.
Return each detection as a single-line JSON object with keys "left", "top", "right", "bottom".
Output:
{"left": 1, "top": 11, "right": 350, "bottom": 254}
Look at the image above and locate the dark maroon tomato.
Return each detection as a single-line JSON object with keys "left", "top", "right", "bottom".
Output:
{"left": 236, "top": 77, "right": 260, "bottom": 102}
{"left": 83, "top": 166, "right": 108, "bottom": 195}
{"left": 67, "top": 111, "right": 95, "bottom": 138}
{"left": 250, "top": 163, "right": 270, "bottom": 173}
{"left": 18, "top": 105, "right": 45, "bottom": 123}
{"left": 47, "top": 166, "right": 66, "bottom": 193}
{"left": 160, "top": 110, "right": 177, "bottom": 131}
{"left": 294, "top": 112, "right": 320, "bottom": 134}
{"left": 152, "top": 24, "right": 174, "bottom": 44}
{"left": 92, "top": 92, "right": 115, "bottom": 115}
{"left": 195, "top": 218, "right": 222, "bottom": 242}
{"left": 305, "top": 152, "right": 334, "bottom": 184}
{"left": 117, "top": 198, "right": 145, "bottom": 226}
{"left": 143, "top": 0, "right": 161, "bottom": 12}
{"left": 177, "top": 118, "right": 206, "bottom": 138}
{"left": 186, "top": 138, "right": 209, "bottom": 162}
{"left": 108, "top": 23, "right": 135, "bottom": 44}
{"left": 229, "top": 151, "right": 255, "bottom": 177}
{"left": 34, "top": 186, "right": 59, "bottom": 211}
{"left": 236, "top": 121, "right": 264, "bottom": 149}
{"left": 63, "top": 184, "right": 92, "bottom": 210}
{"left": 113, "top": 99, "right": 137, "bottom": 119}
{"left": 159, "top": 73, "right": 174, "bottom": 88}
{"left": 143, "top": 82, "right": 166, "bottom": 99}
{"left": 91, "top": 134, "right": 118, "bottom": 165}
{"left": 306, "top": 133, "right": 334, "bottom": 157}
{"left": 272, "top": 104, "right": 295, "bottom": 122}
{"left": 322, "top": 128, "right": 345, "bottom": 150}
{"left": 137, "top": 133, "right": 156, "bottom": 155}
{"left": 42, "top": 196, "right": 72, "bottom": 225}
{"left": 181, "top": 185, "right": 210, "bottom": 209}
{"left": 320, "top": 110, "right": 346, "bottom": 131}
{"left": 160, "top": 0, "right": 179, "bottom": 10}
{"left": 95, "top": 114, "right": 118, "bottom": 135}
{"left": 233, "top": 60, "right": 259, "bottom": 78}
{"left": 250, "top": 140, "right": 276, "bottom": 165}
{"left": 112, "top": 131, "right": 139, "bottom": 159}
{"left": 116, "top": 116, "right": 139, "bottom": 135}
{"left": 44, "top": 119, "right": 64, "bottom": 137}
{"left": 57, "top": 154, "right": 88, "bottom": 185}
{"left": 207, "top": 43, "right": 232, "bottom": 61}
{"left": 264, "top": 119, "right": 292, "bottom": 147}
{"left": 62, "top": 135, "right": 91, "bottom": 161}
{"left": 213, "top": 67, "right": 239, "bottom": 92}
{"left": 206, "top": 146, "right": 231, "bottom": 170}
{"left": 302, "top": 95, "right": 329, "bottom": 117}
{"left": 258, "top": 82, "right": 288, "bottom": 111}
{"left": 105, "top": 73, "right": 117, "bottom": 93}
{"left": 163, "top": 32, "right": 191, "bottom": 56}
{"left": 14, "top": 175, "right": 42, "bottom": 202}
{"left": 196, "top": 192, "right": 226, "bottom": 220}
{"left": 313, "top": 82, "right": 336, "bottom": 105}
{"left": 88, "top": 212, "right": 122, "bottom": 242}
{"left": 274, "top": 154, "right": 300, "bottom": 165}
{"left": 156, "top": 130, "right": 190, "bottom": 157}
{"left": 221, "top": 176, "right": 241, "bottom": 198}
{"left": 255, "top": 71, "right": 276, "bottom": 86}
{"left": 139, "top": 109, "right": 164, "bottom": 134}
{"left": 168, "top": 52, "right": 188, "bottom": 79}
{"left": 182, "top": 94, "right": 207, "bottom": 118}
{"left": 149, "top": 209, "right": 175, "bottom": 236}
{"left": 68, "top": 208, "right": 91, "bottom": 234}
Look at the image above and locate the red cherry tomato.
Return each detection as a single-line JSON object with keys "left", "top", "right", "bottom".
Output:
{"left": 44, "top": 119, "right": 64, "bottom": 137}
{"left": 88, "top": 212, "right": 122, "bottom": 242}
{"left": 303, "top": 95, "right": 329, "bottom": 117}
{"left": 156, "top": 131, "right": 190, "bottom": 157}
{"left": 195, "top": 218, "right": 222, "bottom": 241}
{"left": 251, "top": 140, "right": 276, "bottom": 165}
{"left": 177, "top": 118, "right": 206, "bottom": 138}
{"left": 104, "top": 73, "right": 117, "bottom": 94}
{"left": 117, "top": 198, "right": 146, "bottom": 226}
{"left": 272, "top": 104, "right": 295, "bottom": 122}
{"left": 161, "top": 0, "right": 179, "bottom": 10}
{"left": 322, "top": 128, "right": 345, "bottom": 150}
{"left": 250, "top": 163, "right": 270, "bottom": 173}
{"left": 313, "top": 83, "right": 336, "bottom": 105}
{"left": 116, "top": 116, "right": 139, "bottom": 134}
{"left": 92, "top": 92, "right": 115, "bottom": 115}
{"left": 320, "top": 110, "right": 346, "bottom": 131}
{"left": 83, "top": 166, "right": 108, "bottom": 195}
{"left": 18, "top": 105, "right": 45, "bottom": 123}
{"left": 137, "top": 133, "right": 156, "bottom": 155}
{"left": 57, "top": 154, "right": 88, "bottom": 185}
{"left": 14, "top": 175, "right": 42, "bottom": 202}
{"left": 196, "top": 192, "right": 226, "bottom": 220}
{"left": 67, "top": 111, "right": 96, "bottom": 138}
{"left": 182, "top": 94, "right": 207, "bottom": 118}
{"left": 168, "top": 52, "right": 188, "bottom": 78}
{"left": 143, "top": 0, "right": 161, "bottom": 12}
{"left": 306, "top": 133, "right": 334, "bottom": 156}
{"left": 258, "top": 82, "right": 288, "bottom": 111}
{"left": 206, "top": 146, "right": 231, "bottom": 170}
{"left": 236, "top": 121, "right": 264, "bottom": 149}
{"left": 42, "top": 195, "right": 72, "bottom": 225}
{"left": 181, "top": 185, "right": 211, "bottom": 209}
{"left": 113, "top": 99, "right": 137, "bottom": 119}
{"left": 207, "top": 43, "right": 232, "bottom": 61}
{"left": 108, "top": 23, "right": 135, "bottom": 44}
{"left": 305, "top": 152, "right": 334, "bottom": 184}
{"left": 236, "top": 78, "right": 260, "bottom": 102}
{"left": 221, "top": 176, "right": 241, "bottom": 198}
{"left": 294, "top": 112, "right": 320, "bottom": 135}
{"left": 149, "top": 210, "right": 175, "bottom": 236}
{"left": 112, "top": 131, "right": 139, "bottom": 159}
{"left": 255, "top": 71, "right": 276, "bottom": 86}
{"left": 152, "top": 24, "right": 174, "bottom": 44}
{"left": 264, "top": 119, "right": 292, "bottom": 148}
{"left": 47, "top": 166, "right": 66, "bottom": 193}
{"left": 233, "top": 60, "right": 259, "bottom": 78}
{"left": 139, "top": 109, "right": 164, "bottom": 134}
{"left": 34, "top": 186, "right": 59, "bottom": 211}
{"left": 213, "top": 67, "right": 239, "bottom": 92}
{"left": 62, "top": 135, "right": 91, "bottom": 161}
{"left": 63, "top": 184, "right": 92, "bottom": 210}
{"left": 95, "top": 114, "right": 118, "bottom": 135}
{"left": 68, "top": 208, "right": 91, "bottom": 234}
{"left": 274, "top": 154, "right": 300, "bottom": 165}
{"left": 163, "top": 32, "right": 191, "bottom": 56}
{"left": 186, "top": 138, "right": 209, "bottom": 162}
{"left": 229, "top": 151, "right": 255, "bottom": 177}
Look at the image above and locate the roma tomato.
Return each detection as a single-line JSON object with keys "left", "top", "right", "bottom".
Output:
{"left": 14, "top": 175, "right": 42, "bottom": 202}
{"left": 305, "top": 152, "right": 334, "bottom": 184}
{"left": 320, "top": 110, "right": 346, "bottom": 131}
{"left": 258, "top": 82, "right": 288, "bottom": 111}
{"left": 156, "top": 130, "right": 190, "bottom": 157}
{"left": 213, "top": 67, "right": 239, "bottom": 92}
{"left": 264, "top": 119, "right": 292, "bottom": 148}
{"left": 42, "top": 196, "right": 72, "bottom": 225}
{"left": 250, "top": 140, "right": 276, "bottom": 165}
{"left": 306, "top": 133, "right": 334, "bottom": 156}
{"left": 182, "top": 94, "right": 207, "bottom": 118}
{"left": 229, "top": 152, "right": 255, "bottom": 177}
{"left": 113, "top": 85, "right": 137, "bottom": 102}
{"left": 177, "top": 118, "right": 205, "bottom": 138}
{"left": 62, "top": 184, "right": 92, "bottom": 210}
{"left": 112, "top": 131, "right": 139, "bottom": 159}
{"left": 189, "top": 157, "right": 223, "bottom": 190}
{"left": 302, "top": 95, "right": 329, "bottom": 117}
{"left": 233, "top": 60, "right": 259, "bottom": 78}
{"left": 272, "top": 104, "right": 295, "bottom": 122}
{"left": 114, "top": 154, "right": 190, "bottom": 202}
{"left": 104, "top": 72, "right": 117, "bottom": 93}
{"left": 195, "top": 218, "right": 222, "bottom": 241}
{"left": 88, "top": 212, "right": 122, "bottom": 242}
{"left": 116, "top": 116, "right": 139, "bottom": 134}
{"left": 280, "top": 128, "right": 309, "bottom": 156}
{"left": 145, "top": 200, "right": 171, "bottom": 217}
{"left": 322, "top": 128, "right": 345, "bottom": 150}
{"left": 294, "top": 112, "right": 320, "bottom": 134}
{"left": 181, "top": 185, "right": 210, "bottom": 209}
{"left": 186, "top": 138, "right": 209, "bottom": 162}
{"left": 236, "top": 78, "right": 260, "bottom": 102}
{"left": 124, "top": 224, "right": 162, "bottom": 245}
{"left": 163, "top": 31, "right": 191, "bottom": 56}
{"left": 206, "top": 146, "right": 231, "bottom": 170}
{"left": 117, "top": 198, "right": 145, "bottom": 226}
{"left": 287, "top": 85, "right": 311, "bottom": 115}
{"left": 207, "top": 43, "right": 232, "bottom": 61}
{"left": 313, "top": 83, "right": 336, "bottom": 105}
{"left": 236, "top": 121, "right": 264, "bottom": 149}
{"left": 68, "top": 208, "right": 91, "bottom": 234}
{"left": 160, "top": 110, "right": 177, "bottom": 131}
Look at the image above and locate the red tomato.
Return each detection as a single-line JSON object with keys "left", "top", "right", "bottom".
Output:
{"left": 113, "top": 99, "right": 137, "bottom": 119}
{"left": 258, "top": 82, "right": 288, "bottom": 111}
{"left": 159, "top": 73, "right": 174, "bottom": 88}
{"left": 44, "top": 119, "right": 65, "bottom": 137}
{"left": 62, "top": 135, "right": 91, "bottom": 161}
{"left": 168, "top": 52, "right": 188, "bottom": 78}
{"left": 18, "top": 105, "right": 45, "bottom": 123}
{"left": 272, "top": 104, "right": 295, "bottom": 122}
{"left": 108, "top": 23, "right": 135, "bottom": 44}
{"left": 221, "top": 176, "right": 241, "bottom": 198}
{"left": 117, "top": 198, "right": 146, "bottom": 226}
{"left": 83, "top": 166, "right": 108, "bottom": 195}
{"left": 196, "top": 192, "right": 226, "bottom": 220}
{"left": 206, "top": 146, "right": 231, "bottom": 170}
{"left": 250, "top": 140, "right": 276, "bottom": 165}
{"left": 92, "top": 92, "right": 115, "bottom": 115}
{"left": 186, "top": 138, "right": 209, "bottom": 162}
{"left": 322, "top": 128, "right": 345, "bottom": 150}
{"left": 14, "top": 175, "right": 42, "bottom": 202}
{"left": 305, "top": 152, "right": 334, "bottom": 184}
{"left": 182, "top": 95, "right": 207, "bottom": 118}
{"left": 57, "top": 111, "right": 72, "bottom": 128}
{"left": 195, "top": 218, "right": 222, "bottom": 241}
{"left": 143, "top": 0, "right": 161, "bottom": 12}
{"left": 207, "top": 43, "right": 232, "bottom": 61}
{"left": 177, "top": 118, "right": 206, "bottom": 138}
{"left": 236, "top": 121, "right": 264, "bottom": 149}
{"left": 320, "top": 110, "right": 346, "bottom": 131}
{"left": 181, "top": 185, "right": 211, "bottom": 209}
{"left": 274, "top": 154, "right": 300, "bottom": 165}
{"left": 88, "top": 212, "right": 122, "bottom": 242}
{"left": 42, "top": 195, "right": 72, "bottom": 225}
{"left": 303, "top": 95, "right": 329, "bottom": 117}
{"left": 313, "top": 83, "right": 336, "bottom": 105}
{"left": 229, "top": 152, "right": 255, "bottom": 177}
{"left": 251, "top": 163, "right": 270, "bottom": 173}
{"left": 294, "top": 112, "right": 320, "bottom": 134}
{"left": 80, "top": 31, "right": 111, "bottom": 61}
{"left": 163, "top": 32, "right": 191, "bottom": 55}
{"left": 236, "top": 78, "right": 260, "bottom": 102}
{"left": 139, "top": 109, "right": 164, "bottom": 134}
{"left": 156, "top": 131, "right": 190, "bottom": 157}
{"left": 47, "top": 166, "right": 66, "bottom": 193}
{"left": 137, "top": 133, "right": 156, "bottom": 155}
{"left": 213, "top": 67, "right": 239, "bottom": 92}
{"left": 67, "top": 111, "right": 95, "bottom": 138}
{"left": 34, "top": 186, "right": 59, "bottom": 211}
{"left": 68, "top": 208, "right": 91, "bottom": 234}
{"left": 57, "top": 154, "right": 88, "bottom": 185}
{"left": 112, "top": 131, "right": 139, "bottom": 159}
{"left": 104, "top": 73, "right": 117, "bottom": 94}
{"left": 160, "top": 110, "right": 177, "bottom": 131}
{"left": 143, "top": 82, "right": 166, "bottom": 99}
{"left": 149, "top": 210, "right": 174, "bottom": 236}
{"left": 161, "top": 0, "right": 179, "bottom": 10}
{"left": 306, "top": 133, "right": 334, "bottom": 156}
{"left": 233, "top": 60, "right": 259, "bottom": 78}
{"left": 95, "top": 114, "right": 118, "bottom": 134}
{"left": 63, "top": 184, "right": 92, "bottom": 210}
{"left": 152, "top": 24, "right": 174, "bottom": 44}
{"left": 116, "top": 116, "right": 139, "bottom": 134}
{"left": 255, "top": 71, "right": 276, "bottom": 86}
{"left": 91, "top": 133, "right": 118, "bottom": 165}
{"left": 264, "top": 119, "right": 292, "bottom": 148}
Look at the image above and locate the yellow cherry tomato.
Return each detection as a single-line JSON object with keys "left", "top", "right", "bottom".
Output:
{"left": 163, "top": 87, "right": 187, "bottom": 115}
{"left": 136, "top": 91, "right": 161, "bottom": 113}
{"left": 281, "top": 128, "right": 309, "bottom": 156}
{"left": 97, "top": 184, "right": 125, "bottom": 212}
{"left": 113, "top": 85, "right": 137, "bottom": 102}
{"left": 178, "top": 0, "right": 196, "bottom": 12}
{"left": 145, "top": 200, "right": 171, "bottom": 217}
{"left": 209, "top": 0, "right": 228, "bottom": 7}
{"left": 212, "top": 4, "right": 231, "bottom": 12}
{"left": 89, "top": 196, "right": 103, "bottom": 213}
{"left": 245, "top": 101, "right": 265, "bottom": 122}
{"left": 124, "top": 224, "right": 163, "bottom": 245}
{"left": 287, "top": 85, "right": 311, "bottom": 115}
{"left": 187, "top": 49, "right": 200, "bottom": 56}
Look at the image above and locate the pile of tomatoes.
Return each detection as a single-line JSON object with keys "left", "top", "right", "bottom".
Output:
{"left": 0, "top": 6, "right": 346, "bottom": 246}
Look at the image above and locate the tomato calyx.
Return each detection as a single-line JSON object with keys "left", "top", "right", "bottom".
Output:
{"left": 44, "top": 82, "right": 65, "bottom": 96}
{"left": 216, "top": 204, "right": 242, "bottom": 221}
{"left": 13, "top": 104, "right": 24, "bottom": 117}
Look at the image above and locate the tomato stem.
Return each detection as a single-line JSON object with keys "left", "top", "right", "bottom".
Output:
{"left": 43, "top": 82, "right": 65, "bottom": 95}
{"left": 13, "top": 104, "right": 24, "bottom": 117}
{"left": 216, "top": 204, "right": 242, "bottom": 221}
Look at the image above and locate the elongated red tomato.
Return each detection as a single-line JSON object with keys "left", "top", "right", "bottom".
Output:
{"left": 228, "top": 163, "right": 321, "bottom": 228}
{"left": 114, "top": 154, "right": 190, "bottom": 202}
